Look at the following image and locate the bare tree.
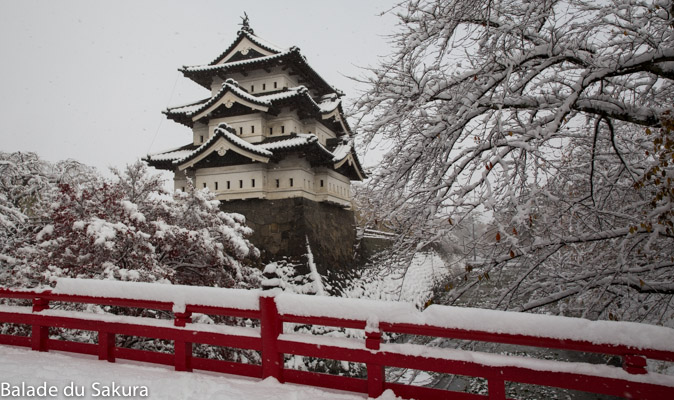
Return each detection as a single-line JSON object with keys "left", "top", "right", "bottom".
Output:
{"left": 352, "top": 0, "right": 674, "bottom": 323}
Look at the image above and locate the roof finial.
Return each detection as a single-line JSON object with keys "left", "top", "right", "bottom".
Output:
{"left": 239, "top": 12, "right": 254, "bottom": 34}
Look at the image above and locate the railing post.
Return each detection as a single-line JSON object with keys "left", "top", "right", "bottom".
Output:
{"left": 173, "top": 310, "right": 193, "bottom": 372}
{"left": 365, "top": 329, "right": 384, "bottom": 398}
{"left": 174, "top": 311, "right": 192, "bottom": 328}
{"left": 98, "top": 331, "right": 116, "bottom": 362}
{"left": 32, "top": 297, "right": 49, "bottom": 312}
{"left": 622, "top": 354, "right": 647, "bottom": 375}
{"left": 488, "top": 378, "right": 506, "bottom": 400}
{"left": 260, "top": 294, "right": 283, "bottom": 382}
{"left": 175, "top": 340, "right": 193, "bottom": 372}
{"left": 31, "top": 297, "right": 49, "bottom": 352}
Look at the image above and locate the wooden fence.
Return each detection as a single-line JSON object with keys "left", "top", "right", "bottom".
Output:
{"left": 1, "top": 279, "right": 673, "bottom": 399}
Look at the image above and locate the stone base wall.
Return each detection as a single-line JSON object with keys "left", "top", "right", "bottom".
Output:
{"left": 220, "top": 198, "right": 357, "bottom": 275}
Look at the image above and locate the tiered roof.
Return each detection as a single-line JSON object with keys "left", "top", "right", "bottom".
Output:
{"left": 147, "top": 123, "right": 365, "bottom": 180}
{"left": 181, "top": 45, "right": 340, "bottom": 97}
{"left": 164, "top": 79, "right": 351, "bottom": 134}
{"left": 146, "top": 24, "right": 365, "bottom": 181}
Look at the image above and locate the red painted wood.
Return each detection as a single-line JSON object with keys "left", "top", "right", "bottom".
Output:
{"left": 488, "top": 379, "right": 506, "bottom": 400}
{"left": 0, "top": 334, "right": 30, "bottom": 347}
{"left": 260, "top": 296, "right": 283, "bottom": 382}
{"left": 98, "top": 331, "right": 115, "bottom": 362}
{"left": 191, "top": 357, "right": 262, "bottom": 378}
{"left": 385, "top": 382, "right": 489, "bottom": 400}
{"left": 283, "top": 369, "right": 368, "bottom": 394}
{"left": 114, "top": 347, "right": 174, "bottom": 366}
{"left": 48, "top": 339, "right": 97, "bottom": 356}
{"left": 366, "top": 330, "right": 384, "bottom": 398}
{"left": 379, "top": 322, "right": 674, "bottom": 363}
{"left": 185, "top": 305, "right": 260, "bottom": 320}
{"left": 174, "top": 311, "right": 192, "bottom": 327}
{"left": 174, "top": 340, "right": 192, "bottom": 372}
{"left": 31, "top": 325, "right": 48, "bottom": 352}
{"left": 622, "top": 354, "right": 647, "bottom": 374}
{"left": 2, "top": 287, "right": 674, "bottom": 400}
{"left": 280, "top": 314, "right": 365, "bottom": 330}
{"left": 32, "top": 297, "right": 49, "bottom": 312}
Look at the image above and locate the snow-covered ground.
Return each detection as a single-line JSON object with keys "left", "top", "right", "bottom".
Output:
{"left": 0, "top": 345, "right": 399, "bottom": 400}
{"left": 344, "top": 250, "right": 456, "bottom": 308}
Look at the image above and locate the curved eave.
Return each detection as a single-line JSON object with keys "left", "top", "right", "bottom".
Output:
{"left": 191, "top": 90, "right": 269, "bottom": 122}
{"left": 165, "top": 83, "right": 270, "bottom": 126}
{"left": 182, "top": 49, "right": 338, "bottom": 96}
{"left": 176, "top": 126, "right": 271, "bottom": 171}
{"left": 321, "top": 105, "right": 352, "bottom": 136}
{"left": 334, "top": 152, "right": 366, "bottom": 181}
{"left": 209, "top": 30, "right": 284, "bottom": 66}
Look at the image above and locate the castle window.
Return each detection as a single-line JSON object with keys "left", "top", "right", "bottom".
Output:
{"left": 251, "top": 125, "right": 255, "bottom": 133}
{"left": 275, "top": 179, "right": 279, "bottom": 188}
{"left": 251, "top": 179, "right": 255, "bottom": 188}
{"left": 320, "top": 180, "right": 324, "bottom": 187}
{"left": 200, "top": 135, "right": 204, "bottom": 143}
{"left": 274, "top": 81, "right": 277, "bottom": 89}
{"left": 290, "top": 178, "right": 294, "bottom": 187}
{"left": 262, "top": 83, "right": 266, "bottom": 90}
{"left": 281, "top": 126, "right": 285, "bottom": 134}
{"left": 239, "top": 127, "right": 243, "bottom": 135}
{"left": 203, "top": 183, "right": 207, "bottom": 189}
{"left": 215, "top": 182, "right": 219, "bottom": 190}
{"left": 181, "top": 187, "right": 185, "bottom": 192}
{"left": 239, "top": 180, "right": 243, "bottom": 188}
{"left": 250, "top": 85, "right": 254, "bottom": 92}
{"left": 269, "top": 127, "right": 273, "bottom": 135}
{"left": 227, "top": 181, "right": 231, "bottom": 189}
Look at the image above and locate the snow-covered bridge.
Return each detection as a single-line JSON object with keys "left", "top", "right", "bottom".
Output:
{"left": 1, "top": 278, "right": 673, "bottom": 399}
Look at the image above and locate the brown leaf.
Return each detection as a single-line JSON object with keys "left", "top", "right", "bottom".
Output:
{"left": 509, "top": 250, "right": 515, "bottom": 258}
{"left": 495, "top": 232, "right": 501, "bottom": 242}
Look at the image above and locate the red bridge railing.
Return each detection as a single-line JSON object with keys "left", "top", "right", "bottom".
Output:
{"left": 1, "top": 278, "right": 673, "bottom": 399}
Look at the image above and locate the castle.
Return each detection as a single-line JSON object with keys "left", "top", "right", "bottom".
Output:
{"left": 146, "top": 18, "right": 365, "bottom": 273}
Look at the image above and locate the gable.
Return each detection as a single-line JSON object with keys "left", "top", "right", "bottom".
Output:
{"left": 215, "top": 37, "right": 278, "bottom": 65}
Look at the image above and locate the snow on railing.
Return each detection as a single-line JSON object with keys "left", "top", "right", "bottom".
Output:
{"left": 0, "top": 278, "right": 673, "bottom": 399}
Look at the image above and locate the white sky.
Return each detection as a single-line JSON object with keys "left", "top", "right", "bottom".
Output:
{"left": 0, "top": 0, "right": 400, "bottom": 174}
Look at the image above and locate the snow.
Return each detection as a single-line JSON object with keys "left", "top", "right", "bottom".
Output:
{"left": 187, "top": 50, "right": 296, "bottom": 73}
{"left": 213, "top": 125, "right": 273, "bottom": 157}
{"left": 53, "top": 278, "right": 261, "bottom": 311}
{"left": 35, "top": 224, "right": 53, "bottom": 241}
{"left": 380, "top": 342, "right": 674, "bottom": 387}
{"left": 274, "top": 291, "right": 674, "bottom": 352}
{"left": 331, "top": 143, "right": 352, "bottom": 161}
{"left": 304, "top": 236, "right": 325, "bottom": 296}
{"left": 0, "top": 345, "right": 383, "bottom": 400}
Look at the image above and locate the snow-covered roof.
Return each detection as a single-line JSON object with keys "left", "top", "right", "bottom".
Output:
{"left": 181, "top": 46, "right": 340, "bottom": 96}
{"left": 258, "top": 133, "right": 318, "bottom": 151}
{"left": 331, "top": 143, "right": 352, "bottom": 162}
{"left": 208, "top": 30, "right": 287, "bottom": 66}
{"left": 164, "top": 81, "right": 347, "bottom": 133}
{"left": 318, "top": 93, "right": 342, "bottom": 114}
{"left": 172, "top": 124, "right": 272, "bottom": 167}
{"left": 145, "top": 124, "right": 365, "bottom": 180}
{"left": 185, "top": 49, "right": 296, "bottom": 73}
{"left": 164, "top": 79, "right": 272, "bottom": 125}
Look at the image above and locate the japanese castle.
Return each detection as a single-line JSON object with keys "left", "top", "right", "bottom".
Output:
{"left": 146, "top": 19, "right": 365, "bottom": 271}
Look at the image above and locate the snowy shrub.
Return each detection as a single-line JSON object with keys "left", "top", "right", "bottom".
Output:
{"left": 0, "top": 154, "right": 261, "bottom": 289}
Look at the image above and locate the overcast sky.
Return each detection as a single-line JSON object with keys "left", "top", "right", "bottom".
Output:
{"left": 0, "top": 0, "right": 399, "bottom": 174}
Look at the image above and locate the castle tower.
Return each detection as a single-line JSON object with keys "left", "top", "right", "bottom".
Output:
{"left": 146, "top": 20, "right": 365, "bottom": 273}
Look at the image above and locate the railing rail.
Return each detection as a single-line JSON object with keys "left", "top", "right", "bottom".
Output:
{"left": 1, "top": 279, "right": 673, "bottom": 399}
